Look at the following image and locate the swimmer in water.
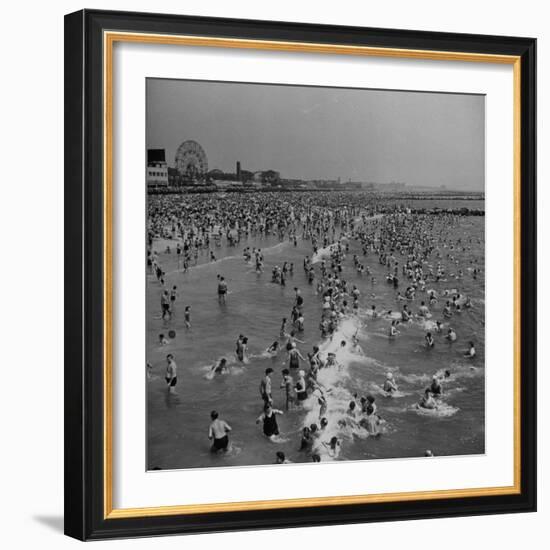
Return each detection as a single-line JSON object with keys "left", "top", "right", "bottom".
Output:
{"left": 446, "top": 328, "right": 457, "bottom": 342}
{"left": 365, "top": 394, "right": 377, "bottom": 413}
{"left": 346, "top": 400, "right": 357, "bottom": 419}
{"left": 430, "top": 375, "right": 443, "bottom": 396}
{"left": 266, "top": 341, "right": 279, "bottom": 355}
{"left": 208, "top": 410, "right": 232, "bottom": 453}
{"left": 362, "top": 405, "right": 382, "bottom": 437}
{"left": 259, "top": 368, "right": 274, "bottom": 405}
{"left": 418, "top": 301, "right": 430, "bottom": 317}
{"left": 295, "top": 370, "right": 308, "bottom": 403}
{"left": 210, "top": 357, "right": 228, "bottom": 375}
{"left": 161, "top": 290, "right": 171, "bottom": 320}
{"left": 383, "top": 372, "right": 398, "bottom": 394}
{"left": 389, "top": 320, "right": 400, "bottom": 338}
{"left": 165, "top": 354, "right": 177, "bottom": 394}
{"left": 465, "top": 341, "right": 476, "bottom": 358}
{"left": 419, "top": 389, "right": 437, "bottom": 410}
{"left": 318, "top": 394, "right": 328, "bottom": 419}
{"left": 184, "top": 306, "right": 191, "bottom": 329}
{"left": 275, "top": 451, "right": 291, "bottom": 464}
{"left": 351, "top": 330, "right": 363, "bottom": 354}
{"left": 288, "top": 343, "right": 306, "bottom": 369}
{"left": 425, "top": 332, "right": 435, "bottom": 348}
{"left": 279, "top": 317, "right": 289, "bottom": 338}
{"left": 322, "top": 436, "right": 341, "bottom": 458}
{"left": 256, "top": 404, "right": 284, "bottom": 438}
{"left": 298, "top": 426, "right": 313, "bottom": 453}
{"left": 217, "top": 276, "right": 228, "bottom": 304}
{"left": 325, "top": 352, "right": 340, "bottom": 370}
{"left": 158, "top": 333, "right": 168, "bottom": 346}
{"left": 280, "top": 368, "right": 294, "bottom": 410}
{"left": 236, "top": 336, "right": 249, "bottom": 363}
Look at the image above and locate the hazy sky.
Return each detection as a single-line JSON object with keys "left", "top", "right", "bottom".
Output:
{"left": 146, "top": 78, "right": 485, "bottom": 190}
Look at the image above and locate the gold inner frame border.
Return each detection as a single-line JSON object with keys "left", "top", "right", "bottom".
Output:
{"left": 102, "top": 30, "right": 522, "bottom": 519}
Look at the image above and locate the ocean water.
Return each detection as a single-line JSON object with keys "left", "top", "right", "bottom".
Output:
{"left": 146, "top": 202, "right": 485, "bottom": 469}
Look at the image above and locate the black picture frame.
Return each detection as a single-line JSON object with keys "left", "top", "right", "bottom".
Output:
{"left": 64, "top": 9, "right": 536, "bottom": 541}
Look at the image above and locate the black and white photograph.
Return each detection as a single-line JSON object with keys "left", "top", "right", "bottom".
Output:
{"left": 145, "top": 78, "right": 486, "bottom": 470}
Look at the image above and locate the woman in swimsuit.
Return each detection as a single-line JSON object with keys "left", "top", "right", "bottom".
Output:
{"left": 288, "top": 343, "right": 305, "bottom": 369}
{"left": 256, "top": 404, "right": 284, "bottom": 438}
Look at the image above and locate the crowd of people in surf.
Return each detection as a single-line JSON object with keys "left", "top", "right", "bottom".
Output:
{"left": 147, "top": 191, "right": 484, "bottom": 464}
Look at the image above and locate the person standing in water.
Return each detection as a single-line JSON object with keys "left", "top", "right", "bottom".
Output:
{"left": 295, "top": 370, "right": 308, "bottom": 403}
{"left": 280, "top": 368, "right": 294, "bottom": 410}
{"left": 259, "top": 368, "right": 274, "bottom": 405}
{"left": 425, "top": 332, "right": 435, "bottom": 348}
{"left": 208, "top": 410, "right": 232, "bottom": 453}
{"left": 256, "top": 404, "right": 284, "bottom": 438}
{"left": 362, "top": 405, "right": 382, "bottom": 437}
{"left": 445, "top": 327, "right": 457, "bottom": 342}
{"left": 279, "top": 317, "right": 289, "bottom": 338}
{"left": 288, "top": 343, "right": 305, "bottom": 369}
{"left": 236, "top": 336, "right": 249, "bottom": 363}
{"left": 165, "top": 354, "right": 177, "bottom": 393}
{"left": 217, "top": 276, "right": 228, "bottom": 304}
{"left": 161, "top": 290, "right": 171, "bottom": 320}
{"left": 465, "top": 341, "right": 476, "bottom": 358}
{"left": 170, "top": 285, "right": 178, "bottom": 310}
{"left": 184, "top": 306, "right": 191, "bottom": 329}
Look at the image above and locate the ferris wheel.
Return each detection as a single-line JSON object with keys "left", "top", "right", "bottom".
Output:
{"left": 174, "top": 140, "right": 208, "bottom": 177}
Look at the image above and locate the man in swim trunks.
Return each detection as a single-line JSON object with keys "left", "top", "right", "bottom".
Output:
{"left": 217, "top": 276, "right": 228, "bottom": 304}
{"left": 208, "top": 410, "right": 232, "bottom": 453}
{"left": 165, "top": 354, "right": 177, "bottom": 393}
{"left": 161, "top": 290, "right": 171, "bottom": 320}
{"left": 280, "top": 368, "right": 294, "bottom": 410}
{"left": 259, "top": 368, "right": 274, "bottom": 405}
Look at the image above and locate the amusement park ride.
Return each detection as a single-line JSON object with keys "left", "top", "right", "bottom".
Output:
{"left": 174, "top": 140, "right": 208, "bottom": 182}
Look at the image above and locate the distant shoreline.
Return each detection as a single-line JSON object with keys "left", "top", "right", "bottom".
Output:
{"left": 147, "top": 188, "right": 484, "bottom": 200}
